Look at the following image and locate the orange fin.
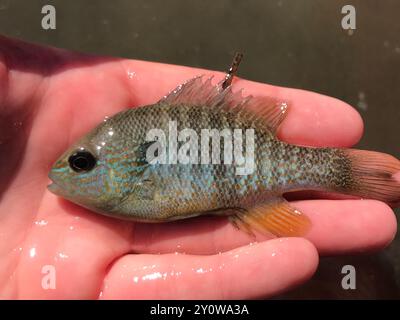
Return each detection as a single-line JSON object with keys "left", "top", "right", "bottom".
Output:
{"left": 159, "top": 76, "right": 289, "bottom": 135}
{"left": 229, "top": 198, "right": 311, "bottom": 237}
{"left": 342, "top": 149, "right": 400, "bottom": 205}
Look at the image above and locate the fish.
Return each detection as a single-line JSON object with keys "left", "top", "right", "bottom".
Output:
{"left": 48, "top": 56, "right": 400, "bottom": 237}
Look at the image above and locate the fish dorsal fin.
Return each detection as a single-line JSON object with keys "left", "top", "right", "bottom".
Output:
{"left": 159, "top": 76, "right": 289, "bottom": 135}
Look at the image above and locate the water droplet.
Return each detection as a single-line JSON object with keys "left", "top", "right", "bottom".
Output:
{"left": 127, "top": 70, "right": 136, "bottom": 79}
{"left": 13, "top": 121, "right": 22, "bottom": 129}
{"left": 13, "top": 246, "right": 23, "bottom": 253}
{"left": 142, "top": 272, "right": 162, "bottom": 281}
{"left": 58, "top": 252, "right": 69, "bottom": 259}
{"left": 196, "top": 268, "right": 205, "bottom": 274}
{"left": 35, "top": 219, "right": 48, "bottom": 227}
{"left": 29, "top": 247, "right": 36, "bottom": 258}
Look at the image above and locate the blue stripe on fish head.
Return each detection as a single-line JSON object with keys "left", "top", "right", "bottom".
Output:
{"left": 48, "top": 128, "right": 140, "bottom": 212}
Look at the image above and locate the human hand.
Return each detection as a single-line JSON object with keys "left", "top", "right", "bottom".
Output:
{"left": 0, "top": 35, "right": 397, "bottom": 299}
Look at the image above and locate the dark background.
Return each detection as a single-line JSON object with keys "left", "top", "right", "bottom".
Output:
{"left": 1, "top": 0, "right": 399, "bottom": 298}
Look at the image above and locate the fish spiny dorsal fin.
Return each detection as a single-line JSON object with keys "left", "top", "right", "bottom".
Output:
{"left": 160, "top": 75, "right": 219, "bottom": 106}
{"left": 159, "top": 75, "right": 289, "bottom": 135}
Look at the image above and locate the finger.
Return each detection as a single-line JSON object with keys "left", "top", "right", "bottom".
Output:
{"left": 131, "top": 199, "right": 397, "bottom": 256}
{"left": 300, "top": 199, "right": 397, "bottom": 254}
{"left": 120, "top": 59, "right": 363, "bottom": 147}
{"left": 100, "top": 238, "right": 318, "bottom": 299}
{"left": 13, "top": 196, "right": 131, "bottom": 299}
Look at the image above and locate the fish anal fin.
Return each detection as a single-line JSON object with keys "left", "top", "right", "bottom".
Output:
{"left": 229, "top": 199, "right": 311, "bottom": 237}
{"left": 159, "top": 75, "right": 289, "bottom": 135}
{"left": 229, "top": 212, "right": 256, "bottom": 237}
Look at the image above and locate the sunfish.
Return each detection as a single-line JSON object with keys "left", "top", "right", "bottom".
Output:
{"left": 48, "top": 55, "right": 400, "bottom": 237}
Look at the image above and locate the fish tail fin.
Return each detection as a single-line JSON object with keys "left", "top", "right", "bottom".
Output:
{"left": 342, "top": 149, "right": 400, "bottom": 205}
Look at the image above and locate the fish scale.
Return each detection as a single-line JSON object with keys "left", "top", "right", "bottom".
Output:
{"left": 48, "top": 75, "right": 400, "bottom": 237}
{"left": 88, "top": 103, "right": 338, "bottom": 215}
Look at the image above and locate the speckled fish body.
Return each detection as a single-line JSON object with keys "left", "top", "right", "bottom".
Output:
{"left": 61, "top": 102, "right": 341, "bottom": 218}
{"left": 48, "top": 76, "right": 400, "bottom": 237}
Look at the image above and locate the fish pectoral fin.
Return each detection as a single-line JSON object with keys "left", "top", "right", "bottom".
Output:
{"left": 229, "top": 198, "right": 311, "bottom": 237}
{"left": 131, "top": 179, "right": 156, "bottom": 200}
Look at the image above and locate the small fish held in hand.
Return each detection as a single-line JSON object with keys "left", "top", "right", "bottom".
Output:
{"left": 48, "top": 54, "right": 400, "bottom": 237}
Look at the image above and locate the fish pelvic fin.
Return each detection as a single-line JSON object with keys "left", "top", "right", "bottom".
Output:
{"left": 229, "top": 198, "right": 311, "bottom": 237}
{"left": 159, "top": 75, "right": 289, "bottom": 135}
{"left": 341, "top": 149, "right": 400, "bottom": 206}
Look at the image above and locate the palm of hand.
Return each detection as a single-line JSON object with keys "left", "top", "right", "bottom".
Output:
{"left": 0, "top": 36, "right": 396, "bottom": 299}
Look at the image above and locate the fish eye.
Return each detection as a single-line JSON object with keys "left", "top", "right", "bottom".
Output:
{"left": 68, "top": 151, "right": 97, "bottom": 172}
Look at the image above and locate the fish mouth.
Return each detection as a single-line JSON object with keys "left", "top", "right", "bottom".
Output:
{"left": 47, "top": 172, "right": 66, "bottom": 197}
{"left": 47, "top": 181, "right": 63, "bottom": 196}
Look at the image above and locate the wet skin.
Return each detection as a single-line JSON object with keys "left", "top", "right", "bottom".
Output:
{"left": 0, "top": 35, "right": 397, "bottom": 299}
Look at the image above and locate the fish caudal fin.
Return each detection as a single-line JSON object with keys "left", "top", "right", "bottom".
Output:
{"left": 343, "top": 149, "right": 400, "bottom": 205}
{"left": 229, "top": 198, "right": 311, "bottom": 237}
